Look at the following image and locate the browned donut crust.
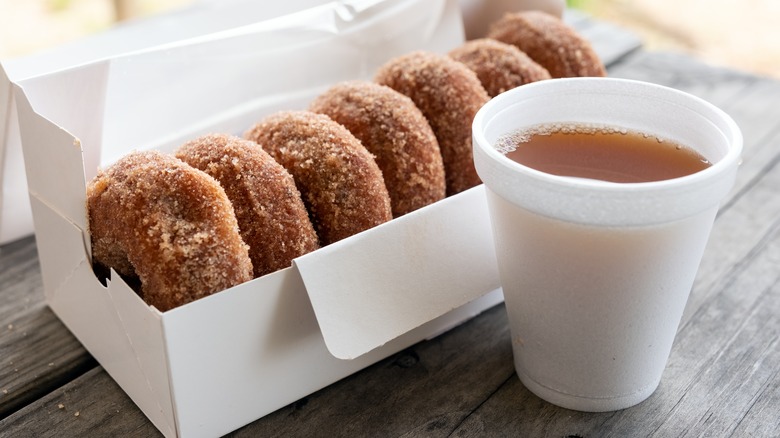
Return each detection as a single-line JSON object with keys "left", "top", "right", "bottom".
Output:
{"left": 309, "top": 81, "right": 446, "bottom": 217}
{"left": 244, "top": 111, "right": 392, "bottom": 245}
{"left": 374, "top": 51, "right": 489, "bottom": 196}
{"left": 449, "top": 38, "right": 551, "bottom": 97}
{"left": 87, "top": 150, "right": 253, "bottom": 312}
{"left": 486, "top": 10, "right": 606, "bottom": 78}
{"left": 175, "top": 134, "right": 319, "bottom": 277}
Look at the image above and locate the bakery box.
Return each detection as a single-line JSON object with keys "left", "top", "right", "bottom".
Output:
{"left": 12, "top": 0, "right": 504, "bottom": 436}
{"left": 1, "top": 0, "right": 364, "bottom": 244}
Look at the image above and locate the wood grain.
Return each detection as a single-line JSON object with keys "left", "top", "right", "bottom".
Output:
{"left": 0, "top": 367, "right": 160, "bottom": 437}
{"left": 0, "top": 237, "right": 96, "bottom": 420}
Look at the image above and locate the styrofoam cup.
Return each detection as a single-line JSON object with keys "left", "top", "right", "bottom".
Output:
{"left": 472, "top": 78, "right": 742, "bottom": 411}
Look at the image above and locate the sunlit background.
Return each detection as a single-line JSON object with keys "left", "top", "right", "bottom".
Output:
{"left": 568, "top": 0, "right": 779, "bottom": 79}
{"left": 1, "top": 0, "right": 778, "bottom": 79}
{"left": 0, "top": 0, "right": 193, "bottom": 57}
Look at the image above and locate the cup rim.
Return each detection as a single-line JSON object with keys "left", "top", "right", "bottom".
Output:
{"left": 472, "top": 77, "right": 743, "bottom": 194}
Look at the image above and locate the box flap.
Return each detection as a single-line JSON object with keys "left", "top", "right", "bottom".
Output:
{"left": 0, "top": 65, "right": 16, "bottom": 242}
{"left": 13, "top": 63, "right": 109, "bottom": 231}
{"left": 0, "top": 1, "right": 344, "bottom": 244}
{"left": 27, "top": 196, "right": 177, "bottom": 437}
{"left": 1, "top": 64, "right": 39, "bottom": 245}
{"left": 295, "top": 185, "right": 501, "bottom": 359}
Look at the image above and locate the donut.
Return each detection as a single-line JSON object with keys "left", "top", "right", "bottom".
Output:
{"left": 486, "top": 10, "right": 606, "bottom": 78}
{"left": 175, "top": 134, "right": 319, "bottom": 277}
{"left": 375, "top": 51, "right": 489, "bottom": 196}
{"left": 87, "top": 150, "right": 253, "bottom": 311}
{"left": 244, "top": 111, "right": 392, "bottom": 245}
{"left": 309, "top": 81, "right": 446, "bottom": 217}
{"left": 449, "top": 38, "right": 551, "bottom": 97}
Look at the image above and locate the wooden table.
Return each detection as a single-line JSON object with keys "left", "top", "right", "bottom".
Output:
{"left": 2, "top": 14, "right": 779, "bottom": 438}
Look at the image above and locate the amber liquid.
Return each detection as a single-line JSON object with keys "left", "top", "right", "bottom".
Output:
{"left": 498, "top": 124, "right": 711, "bottom": 183}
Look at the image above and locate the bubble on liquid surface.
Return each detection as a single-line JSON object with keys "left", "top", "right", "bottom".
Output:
{"left": 495, "top": 122, "right": 641, "bottom": 155}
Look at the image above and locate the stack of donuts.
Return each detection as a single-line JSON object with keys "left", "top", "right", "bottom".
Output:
{"left": 88, "top": 10, "right": 604, "bottom": 311}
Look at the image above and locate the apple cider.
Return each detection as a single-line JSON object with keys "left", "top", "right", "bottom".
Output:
{"left": 497, "top": 123, "right": 711, "bottom": 183}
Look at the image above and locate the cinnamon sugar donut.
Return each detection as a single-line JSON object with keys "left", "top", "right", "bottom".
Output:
{"left": 449, "top": 38, "right": 551, "bottom": 97}
{"left": 87, "top": 150, "right": 252, "bottom": 311}
{"left": 309, "top": 81, "right": 446, "bottom": 217}
{"left": 375, "top": 51, "right": 489, "bottom": 195}
{"left": 175, "top": 134, "right": 319, "bottom": 277}
{"left": 244, "top": 111, "right": 392, "bottom": 245}
{"left": 487, "top": 10, "right": 606, "bottom": 78}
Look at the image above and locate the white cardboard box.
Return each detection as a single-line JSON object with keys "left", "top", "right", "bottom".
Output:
{"left": 13, "top": 1, "right": 503, "bottom": 436}
{"left": 0, "top": 0, "right": 360, "bottom": 244}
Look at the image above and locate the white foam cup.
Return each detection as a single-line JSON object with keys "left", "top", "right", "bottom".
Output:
{"left": 472, "top": 78, "right": 742, "bottom": 411}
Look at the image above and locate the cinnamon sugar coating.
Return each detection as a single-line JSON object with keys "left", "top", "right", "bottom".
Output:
{"left": 87, "top": 150, "right": 253, "bottom": 312}
{"left": 244, "top": 111, "right": 392, "bottom": 245}
{"left": 487, "top": 10, "right": 606, "bottom": 78}
{"left": 449, "top": 38, "right": 551, "bottom": 97}
{"left": 374, "top": 51, "right": 489, "bottom": 196}
{"left": 175, "top": 134, "right": 319, "bottom": 277}
{"left": 310, "top": 81, "right": 446, "bottom": 217}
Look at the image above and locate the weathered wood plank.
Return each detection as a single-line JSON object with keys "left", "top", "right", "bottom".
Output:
{"left": 0, "top": 237, "right": 96, "bottom": 419}
{"left": 0, "top": 367, "right": 160, "bottom": 437}
{"left": 0, "top": 306, "right": 97, "bottom": 420}
{"left": 0, "top": 236, "right": 41, "bottom": 322}
{"left": 0, "top": 304, "right": 513, "bottom": 438}
{"left": 677, "top": 281, "right": 780, "bottom": 437}
{"left": 685, "top": 131, "right": 780, "bottom": 326}
{"left": 731, "top": 351, "right": 780, "bottom": 437}
{"left": 608, "top": 50, "right": 756, "bottom": 107}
